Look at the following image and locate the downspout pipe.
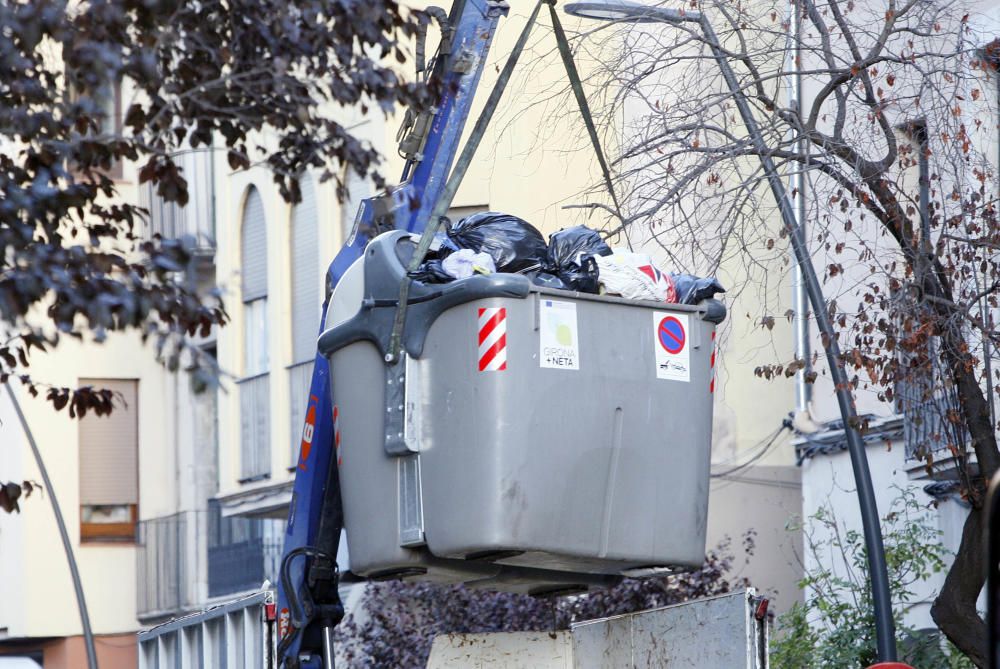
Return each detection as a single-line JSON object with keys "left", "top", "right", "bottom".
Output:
{"left": 788, "top": 0, "right": 812, "bottom": 413}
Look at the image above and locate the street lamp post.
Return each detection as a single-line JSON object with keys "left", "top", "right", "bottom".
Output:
{"left": 4, "top": 382, "right": 99, "bottom": 669}
{"left": 564, "top": 0, "right": 898, "bottom": 663}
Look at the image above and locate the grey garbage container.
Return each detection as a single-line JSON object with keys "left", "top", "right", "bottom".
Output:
{"left": 320, "top": 231, "right": 725, "bottom": 590}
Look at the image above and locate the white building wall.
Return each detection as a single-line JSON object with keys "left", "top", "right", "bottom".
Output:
{"left": 0, "top": 329, "right": 178, "bottom": 638}
{"left": 800, "top": 432, "right": 968, "bottom": 632}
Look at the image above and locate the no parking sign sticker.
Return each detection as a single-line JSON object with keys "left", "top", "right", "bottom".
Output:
{"left": 654, "top": 312, "right": 690, "bottom": 382}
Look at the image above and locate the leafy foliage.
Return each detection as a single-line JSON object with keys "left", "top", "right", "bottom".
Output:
{"left": 0, "top": 0, "right": 432, "bottom": 412}
{"left": 0, "top": 0, "right": 435, "bottom": 515}
{"left": 0, "top": 479, "right": 40, "bottom": 513}
{"left": 337, "top": 535, "right": 752, "bottom": 668}
{"left": 771, "top": 490, "right": 972, "bottom": 668}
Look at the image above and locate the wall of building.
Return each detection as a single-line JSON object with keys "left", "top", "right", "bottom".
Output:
{"left": 707, "top": 464, "right": 803, "bottom": 615}
{"left": 0, "top": 328, "right": 177, "bottom": 639}
{"left": 800, "top": 431, "right": 966, "bottom": 632}
{"left": 0, "top": 78, "right": 198, "bottom": 651}
{"left": 0, "top": 633, "right": 136, "bottom": 669}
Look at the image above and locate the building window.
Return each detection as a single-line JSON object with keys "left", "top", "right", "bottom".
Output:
{"left": 290, "top": 174, "right": 320, "bottom": 365}
{"left": 78, "top": 379, "right": 138, "bottom": 543}
{"left": 67, "top": 69, "right": 124, "bottom": 180}
{"left": 239, "top": 186, "right": 271, "bottom": 481}
{"left": 893, "top": 122, "right": 969, "bottom": 465}
{"left": 289, "top": 174, "right": 321, "bottom": 463}
{"left": 242, "top": 187, "right": 269, "bottom": 376}
{"left": 340, "top": 168, "right": 373, "bottom": 243}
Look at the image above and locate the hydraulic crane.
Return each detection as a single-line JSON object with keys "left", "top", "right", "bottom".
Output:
{"left": 275, "top": 2, "right": 511, "bottom": 666}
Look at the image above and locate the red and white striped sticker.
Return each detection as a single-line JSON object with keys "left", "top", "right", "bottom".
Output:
{"left": 478, "top": 307, "right": 507, "bottom": 372}
{"left": 709, "top": 330, "right": 717, "bottom": 393}
{"left": 333, "top": 405, "right": 342, "bottom": 466}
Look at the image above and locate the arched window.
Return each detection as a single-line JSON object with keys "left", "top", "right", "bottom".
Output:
{"left": 290, "top": 174, "right": 320, "bottom": 365}
{"left": 242, "top": 187, "right": 269, "bottom": 376}
{"left": 240, "top": 186, "right": 270, "bottom": 480}
{"left": 289, "top": 175, "right": 321, "bottom": 460}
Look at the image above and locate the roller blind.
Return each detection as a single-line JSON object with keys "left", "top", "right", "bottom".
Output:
{"left": 241, "top": 187, "right": 268, "bottom": 301}
{"left": 244, "top": 297, "right": 269, "bottom": 376}
{"left": 341, "top": 168, "right": 373, "bottom": 242}
{"left": 290, "top": 174, "right": 320, "bottom": 363}
{"left": 79, "top": 379, "right": 138, "bottom": 505}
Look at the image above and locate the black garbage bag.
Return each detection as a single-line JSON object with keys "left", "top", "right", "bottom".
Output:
{"left": 545, "top": 225, "right": 612, "bottom": 293}
{"left": 446, "top": 212, "right": 548, "bottom": 273}
{"left": 410, "top": 259, "right": 453, "bottom": 284}
{"left": 670, "top": 273, "right": 726, "bottom": 304}
{"left": 524, "top": 270, "right": 570, "bottom": 290}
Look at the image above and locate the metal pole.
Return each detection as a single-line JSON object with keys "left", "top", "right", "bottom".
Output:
{"left": 322, "top": 625, "right": 336, "bottom": 668}
{"left": 4, "top": 382, "right": 99, "bottom": 669}
{"left": 695, "top": 16, "right": 897, "bottom": 661}
{"left": 787, "top": 0, "right": 812, "bottom": 413}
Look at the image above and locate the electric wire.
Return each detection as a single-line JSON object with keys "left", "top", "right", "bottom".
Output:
{"left": 710, "top": 423, "right": 791, "bottom": 480}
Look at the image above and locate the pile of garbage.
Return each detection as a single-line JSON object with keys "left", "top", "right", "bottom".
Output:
{"left": 413, "top": 211, "right": 724, "bottom": 305}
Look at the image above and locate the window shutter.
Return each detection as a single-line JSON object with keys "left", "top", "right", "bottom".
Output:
{"left": 243, "top": 298, "right": 269, "bottom": 376}
{"left": 341, "top": 168, "right": 373, "bottom": 242}
{"left": 290, "top": 174, "right": 320, "bottom": 363}
{"left": 241, "top": 187, "right": 268, "bottom": 301}
{"left": 79, "top": 379, "right": 138, "bottom": 505}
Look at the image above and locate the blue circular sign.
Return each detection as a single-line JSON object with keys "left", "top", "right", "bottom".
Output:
{"left": 658, "top": 316, "right": 686, "bottom": 354}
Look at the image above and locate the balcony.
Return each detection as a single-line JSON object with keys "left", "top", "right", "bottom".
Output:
{"left": 238, "top": 372, "right": 271, "bottom": 482}
{"left": 207, "top": 501, "right": 284, "bottom": 598}
{"left": 139, "top": 148, "right": 216, "bottom": 253}
{"left": 897, "top": 367, "right": 971, "bottom": 479}
{"left": 137, "top": 507, "right": 285, "bottom": 618}
{"left": 901, "top": 389, "right": 969, "bottom": 462}
{"left": 136, "top": 512, "right": 205, "bottom": 621}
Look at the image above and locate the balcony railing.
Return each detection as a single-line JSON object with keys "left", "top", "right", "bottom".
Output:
{"left": 139, "top": 148, "right": 216, "bottom": 251}
{"left": 899, "top": 385, "right": 968, "bottom": 462}
{"left": 136, "top": 512, "right": 205, "bottom": 620}
{"left": 287, "top": 360, "right": 314, "bottom": 466}
{"left": 238, "top": 372, "right": 271, "bottom": 482}
{"left": 207, "top": 501, "right": 284, "bottom": 598}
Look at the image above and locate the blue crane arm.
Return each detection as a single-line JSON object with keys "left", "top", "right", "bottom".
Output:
{"left": 276, "top": 2, "right": 509, "bottom": 666}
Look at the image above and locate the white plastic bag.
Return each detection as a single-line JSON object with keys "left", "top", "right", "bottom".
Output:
{"left": 442, "top": 248, "right": 496, "bottom": 280}
{"left": 596, "top": 250, "right": 677, "bottom": 302}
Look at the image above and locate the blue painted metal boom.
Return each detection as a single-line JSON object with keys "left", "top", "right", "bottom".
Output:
{"left": 276, "top": 2, "right": 509, "bottom": 666}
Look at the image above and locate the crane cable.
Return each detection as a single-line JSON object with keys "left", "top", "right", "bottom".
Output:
{"left": 387, "top": 0, "right": 629, "bottom": 360}
{"left": 544, "top": 0, "right": 631, "bottom": 250}
{"left": 387, "top": 0, "right": 546, "bottom": 362}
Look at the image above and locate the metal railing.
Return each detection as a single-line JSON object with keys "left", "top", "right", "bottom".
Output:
{"left": 237, "top": 372, "right": 271, "bottom": 481}
{"left": 137, "top": 504, "right": 285, "bottom": 618}
{"left": 899, "top": 384, "right": 968, "bottom": 462}
{"left": 137, "top": 591, "right": 273, "bottom": 669}
{"left": 287, "top": 360, "right": 314, "bottom": 466}
{"left": 139, "top": 148, "right": 216, "bottom": 251}
{"left": 207, "top": 501, "right": 284, "bottom": 598}
{"left": 137, "top": 512, "right": 202, "bottom": 620}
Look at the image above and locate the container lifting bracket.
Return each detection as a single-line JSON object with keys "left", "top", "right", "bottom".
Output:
{"left": 384, "top": 358, "right": 417, "bottom": 456}
{"left": 385, "top": 357, "right": 425, "bottom": 546}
